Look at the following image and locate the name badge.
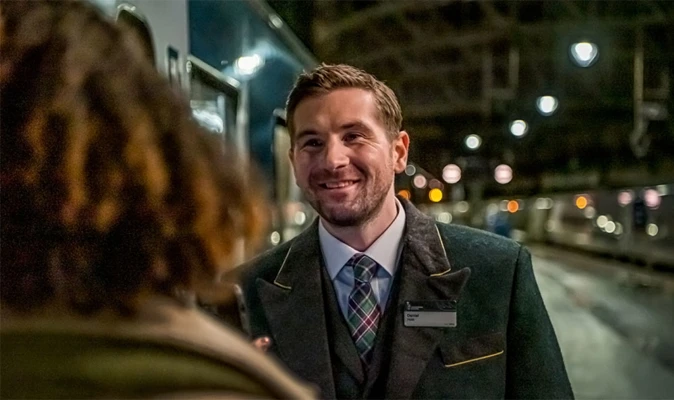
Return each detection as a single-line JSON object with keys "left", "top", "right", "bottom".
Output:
{"left": 404, "top": 301, "right": 457, "bottom": 328}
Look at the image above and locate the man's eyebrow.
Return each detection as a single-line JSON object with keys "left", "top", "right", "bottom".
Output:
{"left": 339, "top": 121, "right": 372, "bottom": 132}
{"left": 295, "top": 129, "right": 319, "bottom": 142}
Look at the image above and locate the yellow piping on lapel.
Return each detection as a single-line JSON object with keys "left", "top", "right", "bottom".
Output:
{"left": 273, "top": 245, "right": 293, "bottom": 290}
{"left": 430, "top": 225, "right": 451, "bottom": 277}
{"left": 444, "top": 350, "right": 504, "bottom": 368}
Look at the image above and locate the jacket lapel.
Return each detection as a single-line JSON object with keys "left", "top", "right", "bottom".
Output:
{"left": 385, "top": 199, "right": 471, "bottom": 399}
{"left": 256, "top": 220, "right": 336, "bottom": 399}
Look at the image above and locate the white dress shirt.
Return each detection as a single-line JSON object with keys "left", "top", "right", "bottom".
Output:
{"left": 319, "top": 199, "right": 406, "bottom": 321}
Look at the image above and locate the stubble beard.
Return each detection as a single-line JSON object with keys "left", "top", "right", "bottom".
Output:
{"left": 307, "top": 176, "right": 391, "bottom": 228}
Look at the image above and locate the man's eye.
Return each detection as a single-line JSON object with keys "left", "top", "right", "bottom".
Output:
{"left": 303, "top": 139, "right": 321, "bottom": 148}
{"left": 344, "top": 133, "right": 361, "bottom": 141}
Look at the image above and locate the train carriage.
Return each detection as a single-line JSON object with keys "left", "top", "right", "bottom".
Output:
{"left": 88, "top": 0, "right": 318, "bottom": 261}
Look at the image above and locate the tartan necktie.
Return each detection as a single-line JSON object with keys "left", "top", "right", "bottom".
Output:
{"left": 346, "top": 253, "right": 382, "bottom": 365}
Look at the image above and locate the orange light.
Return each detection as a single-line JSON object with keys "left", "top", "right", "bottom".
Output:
{"left": 507, "top": 200, "right": 519, "bottom": 213}
{"left": 429, "top": 188, "right": 443, "bottom": 203}
{"left": 398, "top": 189, "right": 411, "bottom": 200}
{"left": 575, "top": 196, "right": 588, "bottom": 210}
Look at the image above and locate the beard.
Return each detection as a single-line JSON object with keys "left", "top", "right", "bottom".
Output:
{"left": 305, "top": 170, "right": 393, "bottom": 228}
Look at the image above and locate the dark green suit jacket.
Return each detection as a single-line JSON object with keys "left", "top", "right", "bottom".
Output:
{"left": 238, "top": 199, "right": 573, "bottom": 399}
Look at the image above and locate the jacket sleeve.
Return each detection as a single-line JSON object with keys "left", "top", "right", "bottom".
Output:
{"left": 505, "top": 246, "right": 574, "bottom": 399}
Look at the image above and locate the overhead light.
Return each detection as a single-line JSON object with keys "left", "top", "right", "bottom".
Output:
{"left": 536, "top": 96, "right": 558, "bottom": 116}
{"left": 234, "top": 54, "right": 264, "bottom": 76}
{"left": 509, "top": 120, "right": 528, "bottom": 137}
{"left": 465, "top": 134, "right": 482, "bottom": 150}
{"left": 570, "top": 42, "right": 598, "bottom": 67}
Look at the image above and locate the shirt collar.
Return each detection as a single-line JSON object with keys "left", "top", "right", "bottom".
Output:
{"left": 319, "top": 198, "right": 406, "bottom": 280}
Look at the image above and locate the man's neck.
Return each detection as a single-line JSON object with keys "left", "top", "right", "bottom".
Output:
{"left": 321, "top": 195, "right": 398, "bottom": 252}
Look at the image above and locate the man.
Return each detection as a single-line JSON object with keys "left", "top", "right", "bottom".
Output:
{"left": 237, "top": 64, "right": 573, "bottom": 399}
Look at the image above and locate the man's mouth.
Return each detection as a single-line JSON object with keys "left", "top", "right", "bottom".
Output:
{"left": 319, "top": 180, "right": 358, "bottom": 189}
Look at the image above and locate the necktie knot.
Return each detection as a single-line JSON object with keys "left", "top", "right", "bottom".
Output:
{"left": 348, "top": 253, "right": 378, "bottom": 283}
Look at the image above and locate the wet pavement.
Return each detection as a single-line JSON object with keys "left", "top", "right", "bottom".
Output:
{"left": 531, "top": 245, "right": 674, "bottom": 399}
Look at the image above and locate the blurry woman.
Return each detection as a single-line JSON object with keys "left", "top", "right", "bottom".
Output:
{"left": 0, "top": 1, "right": 312, "bottom": 398}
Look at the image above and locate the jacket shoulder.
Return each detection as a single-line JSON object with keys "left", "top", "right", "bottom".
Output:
{"left": 435, "top": 222, "right": 523, "bottom": 261}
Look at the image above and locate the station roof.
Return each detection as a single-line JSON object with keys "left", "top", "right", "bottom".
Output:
{"left": 275, "top": 1, "right": 674, "bottom": 197}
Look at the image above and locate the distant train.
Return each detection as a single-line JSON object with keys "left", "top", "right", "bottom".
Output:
{"left": 89, "top": 0, "right": 318, "bottom": 261}
{"left": 421, "top": 184, "right": 674, "bottom": 270}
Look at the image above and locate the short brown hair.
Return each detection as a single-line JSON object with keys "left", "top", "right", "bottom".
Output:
{"left": 0, "top": 0, "right": 266, "bottom": 314}
{"left": 286, "top": 64, "right": 403, "bottom": 142}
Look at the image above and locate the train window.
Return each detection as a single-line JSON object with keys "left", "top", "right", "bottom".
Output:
{"left": 186, "top": 56, "right": 239, "bottom": 145}
{"left": 116, "top": 6, "right": 155, "bottom": 66}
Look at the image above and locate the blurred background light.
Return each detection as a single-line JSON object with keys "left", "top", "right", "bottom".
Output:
{"left": 536, "top": 95, "right": 559, "bottom": 116}
{"left": 647, "top": 223, "right": 659, "bottom": 237}
{"left": 442, "top": 164, "right": 462, "bottom": 184}
{"left": 494, "top": 164, "right": 513, "bottom": 184}
{"left": 294, "top": 211, "right": 306, "bottom": 225}
{"left": 614, "top": 222, "right": 623, "bottom": 236}
{"left": 510, "top": 120, "right": 529, "bottom": 137}
{"left": 270, "top": 231, "right": 281, "bottom": 245}
{"left": 413, "top": 174, "right": 427, "bottom": 189}
{"left": 429, "top": 188, "right": 443, "bottom": 203}
{"left": 234, "top": 54, "right": 264, "bottom": 76}
{"left": 465, "top": 134, "right": 482, "bottom": 150}
{"left": 397, "top": 189, "right": 411, "bottom": 200}
{"left": 570, "top": 42, "right": 598, "bottom": 67}
{"left": 618, "top": 190, "right": 634, "bottom": 207}
{"left": 507, "top": 200, "right": 519, "bottom": 213}
{"left": 596, "top": 215, "right": 608, "bottom": 228}
{"left": 404, "top": 164, "right": 416, "bottom": 176}
{"left": 535, "top": 197, "right": 554, "bottom": 210}
{"left": 604, "top": 221, "right": 616, "bottom": 234}
{"left": 436, "top": 212, "right": 452, "bottom": 224}
{"left": 455, "top": 201, "right": 470, "bottom": 213}
{"left": 575, "top": 195, "right": 588, "bottom": 209}
{"left": 428, "top": 179, "right": 444, "bottom": 190}
{"left": 644, "top": 188, "right": 661, "bottom": 209}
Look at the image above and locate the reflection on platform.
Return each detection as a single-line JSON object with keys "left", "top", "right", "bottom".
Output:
{"left": 532, "top": 246, "right": 674, "bottom": 399}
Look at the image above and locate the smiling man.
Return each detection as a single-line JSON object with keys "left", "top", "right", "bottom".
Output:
{"left": 237, "top": 64, "right": 573, "bottom": 399}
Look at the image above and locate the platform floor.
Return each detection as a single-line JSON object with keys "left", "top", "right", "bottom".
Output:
{"left": 531, "top": 245, "right": 674, "bottom": 399}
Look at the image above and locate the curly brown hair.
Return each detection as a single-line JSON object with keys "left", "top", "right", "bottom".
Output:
{"left": 0, "top": 0, "right": 267, "bottom": 314}
{"left": 285, "top": 63, "right": 403, "bottom": 143}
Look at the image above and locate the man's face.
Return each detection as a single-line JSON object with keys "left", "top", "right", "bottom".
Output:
{"left": 290, "top": 88, "right": 408, "bottom": 227}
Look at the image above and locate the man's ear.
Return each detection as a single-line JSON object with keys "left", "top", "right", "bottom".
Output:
{"left": 393, "top": 131, "right": 409, "bottom": 174}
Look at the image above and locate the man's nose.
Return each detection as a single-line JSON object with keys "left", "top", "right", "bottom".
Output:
{"left": 323, "top": 140, "right": 349, "bottom": 170}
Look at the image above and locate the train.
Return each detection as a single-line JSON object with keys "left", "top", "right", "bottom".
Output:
{"left": 89, "top": 0, "right": 318, "bottom": 261}
{"left": 420, "top": 184, "right": 674, "bottom": 270}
